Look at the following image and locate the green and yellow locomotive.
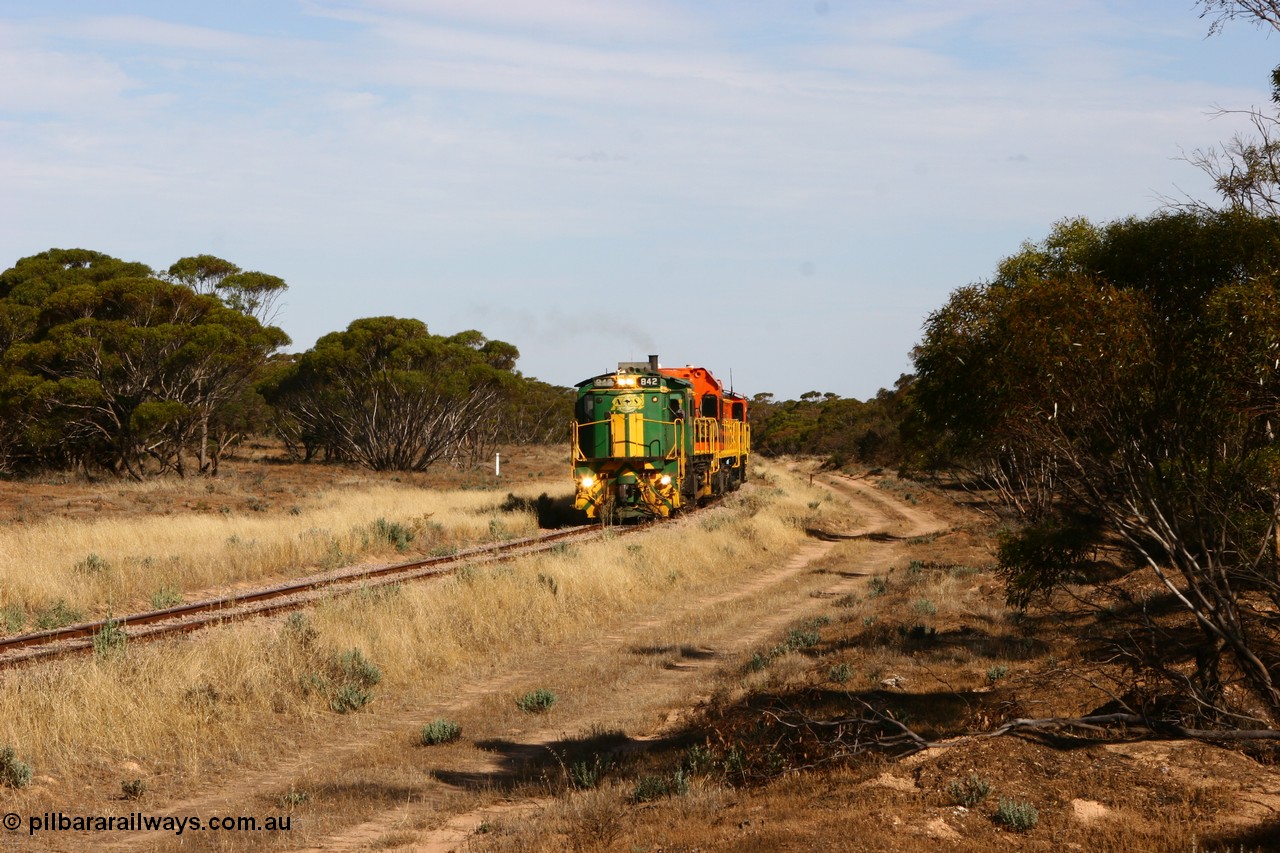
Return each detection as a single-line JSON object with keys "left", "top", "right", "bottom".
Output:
{"left": 571, "top": 355, "right": 749, "bottom": 520}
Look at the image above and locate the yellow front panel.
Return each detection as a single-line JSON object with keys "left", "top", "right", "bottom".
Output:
{"left": 609, "top": 412, "right": 645, "bottom": 457}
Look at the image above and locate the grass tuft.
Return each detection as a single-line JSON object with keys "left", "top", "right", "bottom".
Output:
{"left": 149, "top": 586, "right": 183, "bottom": 610}
{"left": 35, "top": 600, "right": 83, "bottom": 630}
{"left": 371, "top": 518, "right": 414, "bottom": 552}
{"left": 280, "top": 788, "right": 310, "bottom": 808}
{"left": 516, "top": 688, "right": 557, "bottom": 713}
{"left": 631, "top": 769, "right": 690, "bottom": 803}
{"left": 569, "top": 755, "right": 607, "bottom": 790}
{"left": 74, "top": 553, "right": 111, "bottom": 575}
{"left": 92, "top": 616, "right": 127, "bottom": 659}
{"left": 947, "top": 773, "right": 991, "bottom": 807}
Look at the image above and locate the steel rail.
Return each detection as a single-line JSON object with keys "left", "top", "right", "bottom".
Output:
{"left": 0, "top": 522, "right": 644, "bottom": 669}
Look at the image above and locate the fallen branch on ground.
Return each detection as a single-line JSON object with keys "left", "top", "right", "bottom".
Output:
{"left": 756, "top": 701, "right": 1280, "bottom": 772}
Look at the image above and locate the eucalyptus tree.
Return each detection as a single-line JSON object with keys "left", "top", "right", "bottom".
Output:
{"left": 911, "top": 211, "right": 1280, "bottom": 721}
{"left": 166, "top": 255, "right": 288, "bottom": 326}
{"left": 264, "top": 317, "right": 519, "bottom": 471}
{"left": 0, "top": 249, "right": 289, "bottom": 477}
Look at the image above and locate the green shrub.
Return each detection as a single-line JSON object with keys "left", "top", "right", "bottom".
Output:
{"left": 0, "top": 747, "right": 32, "bottom": 788}
{"left": 280, "top": 788, "right": 310, "bottom": 808}
{"left": 0, "top": 604, "right": 23, "bottom": 633}
{"left": 74, "top": 553, "right": 111, "bottom": 575}
{"left": 93, "top": 616, "right": 127, "bottom": 659}
{"left": 721, "top": 745, "right": 746, "bottom": 782}
{"left": 784, "top": 628, "right": 821, "bottom": 650}
{"left": 987, "top": 665, "right": 1009, "bottom": 684}
{"left": 631, "top": 774, "right": 672, "bottom": 803}
{"left": 829, "top": 662, "right": 852, "bottom": 683}
{"left": 868, "top": 577, "right": 889, "bottom": 597}
{"left": 317, "top": 647, "right": 382, "bottom": 713}
{"left": 947, "top": 773, "right": 991, "bottom": 807}
{"left": 914, "top": 598, "right": 937, "bottom": 615}
{"left": 330, "top": 683, "right": 373, "bottom": 713}
{"left": 150, "top": 586, "right": 183, "bottom": 610}
{"left": 420, "top": 719, "right": 462, "bottom": 746}
{"left": 682, "top": 744, "right": 715, "bottom": 775}
{"left": 998, "top": 521, "right": 1098, "bottom": 609}
{"left": 35, "top": 600, "right": 83, "bottom": 630}
{"left": 995, "top": 797, "right": 1039, "bottom": 831}
{"left": 283, "top": 612, "right": 319, "bottom": 646}
{"left": 338, "top": 647, "right": 381, "bottom": 686}
{"left": 121, "top": 778, "right": 147, "bottom": 800}
{"left": 371, "top": 518, "right": 414, "bottom": 551}
{"left": 569, "top": 756, "right": 606, "bottom": 790}
{"left": 515, "top": 688, "right": 557, "bottom": 713}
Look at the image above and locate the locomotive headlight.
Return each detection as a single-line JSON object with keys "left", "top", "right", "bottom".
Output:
{"left": 659, "top": 475, "right": 672, "bottom": 486}
{"left": 580, "top": 475, "right": 595, "bottom": 489}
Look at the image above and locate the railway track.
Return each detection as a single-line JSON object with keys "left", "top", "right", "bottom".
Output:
{"left": 0, "top": 522, "right": 638, "bottom": 669}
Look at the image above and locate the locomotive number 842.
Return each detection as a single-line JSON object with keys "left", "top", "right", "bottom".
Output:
{"left": 571, "top": 355, "right": 750, "bottom": 520}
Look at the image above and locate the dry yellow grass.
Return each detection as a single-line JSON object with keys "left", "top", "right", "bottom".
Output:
{"left": 0, "top": 483, "right": 551, "bottom": 623}
{"left": 0, "top": 460, "right": 833, "bottom": 797}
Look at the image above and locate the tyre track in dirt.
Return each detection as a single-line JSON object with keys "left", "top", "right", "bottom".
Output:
{"left": 345, "top": 476, "right": 952, "bottom": 853}
{"left": 101, "top": 475, "right": 951, "bottom": 853}
{"left": 815, "top": 473, "right": 944, "bottom": 540}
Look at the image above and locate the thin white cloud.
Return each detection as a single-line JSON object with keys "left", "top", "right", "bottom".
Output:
{"left": 317, "top": 0, "right": 692, "bottom": 40}
{"left": 59, "top": 15, "right": 266, "bottom": 53}
{"left": 0, "top": 0, "right": 1271, "bottom": 397}
{"left": 0, "top": 46, "right": 135, "bottom": 113}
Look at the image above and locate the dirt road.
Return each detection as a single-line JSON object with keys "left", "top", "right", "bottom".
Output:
{"left": 76, "top": 469, "right": 950, "bottom": 853}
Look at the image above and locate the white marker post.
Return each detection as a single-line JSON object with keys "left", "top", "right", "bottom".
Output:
{"left": 495, "top": 452, "right": 501, "bottom": 477}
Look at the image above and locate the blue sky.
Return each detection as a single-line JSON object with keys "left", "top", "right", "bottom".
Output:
{"left": 1, "top": 1, "right": 1275, "bottom": 399}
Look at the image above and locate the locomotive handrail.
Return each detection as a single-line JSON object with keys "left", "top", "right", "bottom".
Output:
{"left": 571, "top": 416, "right": 686, "bottom": 460}
{"left": 575, "top": 416, "right": 748, "bottom": 462}
{"left": 666, "top": 419, "right": 684, "bottom": 459}
{"left": 721, "top": 420, "right": 749, "bottom": 456}
{"left": 693, "top": 417, "right": 719, "bottom": 455}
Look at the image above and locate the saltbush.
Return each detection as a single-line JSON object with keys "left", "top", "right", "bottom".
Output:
{"left": 995, "top": 797, "right": 1039, "bottom": 831}
{"left": 515, "top": 688, "right": 557, "bottom": 713}
{"left": 420, "top": 719, "right": 462, "bottom": 745}
{"left": 0, "top": 747, "right": 32, "bottom": 788}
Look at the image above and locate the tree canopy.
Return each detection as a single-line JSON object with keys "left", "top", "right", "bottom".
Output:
{"left": 0, "top": 248, "right": 289, "bottom": 478}
{"left": 750, "top": 378, "right": 912, "bottom": 468}
{"left": 910, "top": 210, "right": 1280, "bottom": 720}
{"left": 262, "top": 317, "right": 524, "bottom": 471}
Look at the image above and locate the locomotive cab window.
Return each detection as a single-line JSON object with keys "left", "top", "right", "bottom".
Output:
{"left": 580, "top": 395, "right": 595, "bottom": 420}
{"left": 700, "top": 395, "right": 718, "bottom": 418}
{"left": 731, "top": 401, "right": 745, "bottom": 420}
